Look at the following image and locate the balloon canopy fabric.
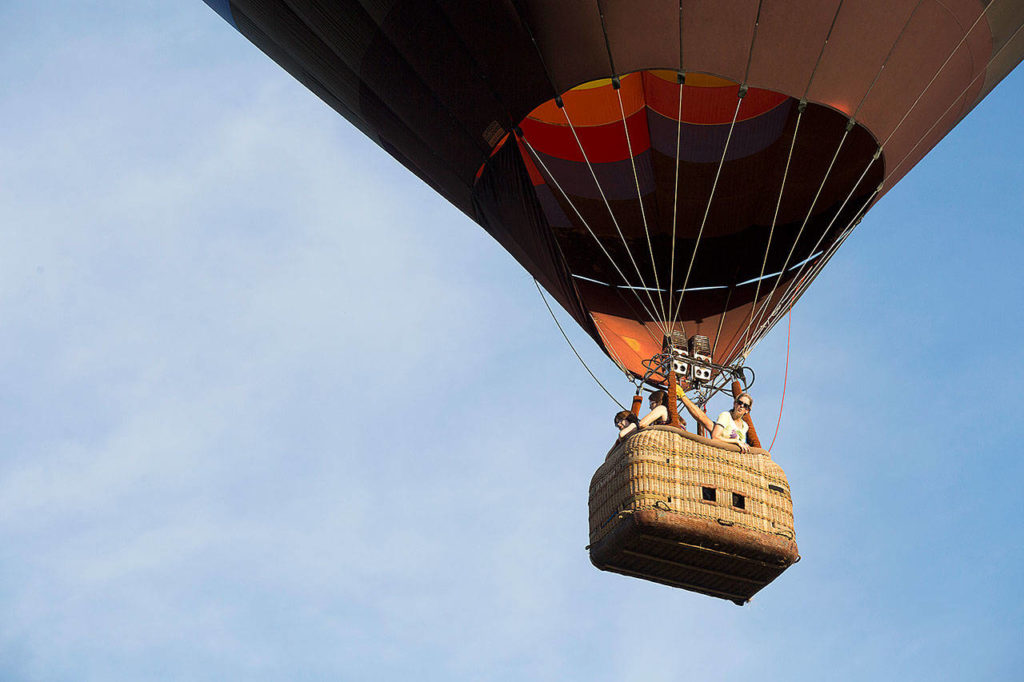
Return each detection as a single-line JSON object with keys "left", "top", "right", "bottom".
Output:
{"left": 203, "top": 0, "right": 1024, "bottom": 381}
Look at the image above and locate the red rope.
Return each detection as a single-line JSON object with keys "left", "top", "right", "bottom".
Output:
{"left": 768, "top": 311, "right": 791, "bottom": 453}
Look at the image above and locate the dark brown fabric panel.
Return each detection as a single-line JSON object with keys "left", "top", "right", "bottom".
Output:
{"left": 601, "top": 0, "right": 682, "bottom": 74}
{"left": 540, "top": 102, "right": 881, "bottom": 294}
{"left": 979, "top": 23, "right": 1024, "bottom": 98}
{"left": 230, "top": 9, "right": 379, "bottom": 142}
{"left": 230, "top": 0, "right": 476, "bottom": 215}
{"left": 745, "top": 0, "right": 843, "bottom": 97}
{"left": 680, "top": 0, "right": 760, "bottom": 81}
{"left": 473, "top": 141, "right": 598, "bottom": 343}
{"left": 852, "top": 2, "right": 987, "bottom": 146}
{"left": 517, "top": 0, "right": 610, "bottom": 93}
{"left": 434, "top": 0, "right": 554, "bottom": 126}
{"left": 372, "top": 0, "right": 513, "bottom": 150}
{"left": 276, "top": 0, "right": 489, "bottom": 178}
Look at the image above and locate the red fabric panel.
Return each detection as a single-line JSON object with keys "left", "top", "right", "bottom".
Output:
{"left": 519, "top": 107, "right": 652, "bottom": 163}
{"left": 643, "top": 72, "right": 789, "bottom": 123}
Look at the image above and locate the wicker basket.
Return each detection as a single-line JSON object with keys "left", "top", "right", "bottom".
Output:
{"left": 588, "top": 426, "right": 799, "bottom": 604}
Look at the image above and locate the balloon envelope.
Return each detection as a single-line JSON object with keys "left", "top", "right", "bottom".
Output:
{"left": 203, "top": 0, "right": 1024, "bottom": 379}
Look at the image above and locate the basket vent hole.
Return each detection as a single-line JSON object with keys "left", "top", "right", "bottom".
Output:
{"left": 701, "top": 486, "right": 716, "bottom": 502}
{"left": 732, "top": 492, "right": 746, "bottom": 509}
{"left": 768, "top": 484, "right": 785, "bottom": 494}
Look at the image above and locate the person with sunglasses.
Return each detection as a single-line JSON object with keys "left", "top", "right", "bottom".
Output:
{"left": 711, "top": 393, "right": 754, "bottom": 453}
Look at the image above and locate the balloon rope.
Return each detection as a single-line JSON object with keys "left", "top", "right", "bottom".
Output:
{"left": 883, "top": 16, "right": 1024, "bottom": 184}
{"left": 518, "top": 136, "right": 664, "bottom": 343}
{"left": 730, "top": 124, "right": 852, "bottom": 354}
{"left": 670, "top": 0, "right": 761, "bottom": 341}
{"left": 741, "top": 187, "right": 878, "bottom": 355}
{"left": 616, "top": 84, "right": 667, "bottom": 322}
{"left": 557, "top": 106, "right": 669, "bottom": 335}
{"left": 535, "top": 279, "right": 627, "bottom": 409}
{"left": 742, "top": 0, "right": 764, "bottom": 83}
{"left": 768, "top": 311, "right": 791, "bottom": 453}
{"left": 851, "top": 0, "right": 927, "bottom": 120}
{"left": 735, "top": 107, "right": 804, "bottom": 356}
{"left": 709, "top": 275, "right": 737, "bottom": 361}
{"left": 669, "top": 94, "right": 745, "bottom": 328}
{"left": 740, "top": 7, "right": 1023, "bottom": 359}
{"left": 666, "top": 77, "right": 684, "bottom": 335}
{"left": 729, "top": 0, "right": 920, "bottom": 362}
{"left": 800, "top": 0, "right": 845, "bottom": 101}
{"left": 724, "top": 0, "right": 844, "bottom": 362}
{"left": 739, "top": 142, "right": 875, "bottom": 356}
{"left": 878, "top": 0, "right": 999, "bottom": 151}
{"left": 590, "top": 314, "right": 641, "bottom": 385}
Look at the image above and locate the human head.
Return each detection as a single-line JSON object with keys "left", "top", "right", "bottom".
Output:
{"left": 649, "top": 390, "right": 668, "bottom": 408}
{"left": 734, "top": 392, "right": 753, "bottom": 413}
{"left": 614, "top": 410, "right": 636, "bottom": 428}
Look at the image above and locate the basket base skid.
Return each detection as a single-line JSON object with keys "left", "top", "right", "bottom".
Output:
{"left": 590, "top": 509, "right": 798, "bottom": 604}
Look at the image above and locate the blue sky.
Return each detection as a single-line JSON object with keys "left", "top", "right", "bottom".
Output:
{"left": 1, "top": 3, "right": 1022, "bottom": 681}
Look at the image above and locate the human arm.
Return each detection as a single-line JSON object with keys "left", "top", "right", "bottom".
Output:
{"left": 617, "top": 422, "right": 638, "bottom": 440}
{"left": 677, "top": 390, "right": 714, "bottom": 433}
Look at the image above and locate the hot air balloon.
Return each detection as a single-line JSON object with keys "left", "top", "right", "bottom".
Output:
{"left": 200, "top": 0, "right": 1024, "bottom": 603}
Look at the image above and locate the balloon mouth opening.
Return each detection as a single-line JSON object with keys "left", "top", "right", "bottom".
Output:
{"left": 473, "top": 69, "right": 884, "bottom": 377}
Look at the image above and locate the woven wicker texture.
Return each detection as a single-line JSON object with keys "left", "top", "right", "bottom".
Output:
{"left": 589, "top": 426, "right": 799, "bottom": 603}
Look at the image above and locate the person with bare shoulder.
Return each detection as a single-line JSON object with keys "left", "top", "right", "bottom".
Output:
{"left": 638, "top": 390, "right": 687, "bottom": 429}
{"left": 712, "top": 393, "right": 753, "bottom": 453}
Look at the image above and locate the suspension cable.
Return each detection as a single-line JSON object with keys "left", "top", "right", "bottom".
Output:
{"left": 667, "top": 74, "right": 685, "bottom": 333}
{"left": 741, "top": 187, "right": 878, "bottom": 355}
{"left": 729, "top": 0, "right": 844, "bottom": 357}
{"left": 879, "top": 0, "right": 996, "bottom": 152}
{"left": 883, "top": 16, "right": 1024, "bottom": 184}
{"left": 518, "top": 135, "right": 665, "bottom": 338}
{"left": 557, "top": 105, "right": 669, "bottom": 334}
{"left": 732, "top": 0, "right": 924, "bottom": 360}
{"left": 767, "top": 311, "right": 791, "bottom": 453}
{"left": 669, "top": 0, "right": 763, "bottom": 333}
{"left": 669, "top": 94, "right": 746, "bottom": 327}
{"left": 535, "top": 279, "right": 627, "bottom": 409}
{"left": 738, "top": 1, "right": 1018, "bottom": 359}
{"left": 737, "top": 105, "right": 805, "bottom": 354}
{"left": 735, "top": 122, "right": 852, "bottom": 351}
{"left": 741, "top": 146, "right": 878, "bottom": 349}
{"left": 616, "top": 84, "right": 667, "bottom": 321}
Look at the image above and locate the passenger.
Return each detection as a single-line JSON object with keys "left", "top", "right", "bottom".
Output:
{"left": 712, "top": 393, "right": 753, "bottom": 453}
{"left": 614, "top": 410, "right": 640, "bottom": 443}
{"left": 638, "top": 390, "right": 686, "bottom": 429}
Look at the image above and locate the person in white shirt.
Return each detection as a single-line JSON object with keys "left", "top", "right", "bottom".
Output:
{"left": 712, "top": 393, "right": 753, "bottom": 452}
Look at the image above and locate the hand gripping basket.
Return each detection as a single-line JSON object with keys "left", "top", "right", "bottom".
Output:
{"left": 588, "top": 426, "right": 799, "bottom": 604}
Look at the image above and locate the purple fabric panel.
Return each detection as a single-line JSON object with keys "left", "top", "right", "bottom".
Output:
{"left": 533, "top": 149, "right": 656, "bottom": 202}
{"left": 534, "top": 184, "right": 573, "bottom": 229}
{"left": 647, "top": 100, "right": 793, "bottom": 163}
